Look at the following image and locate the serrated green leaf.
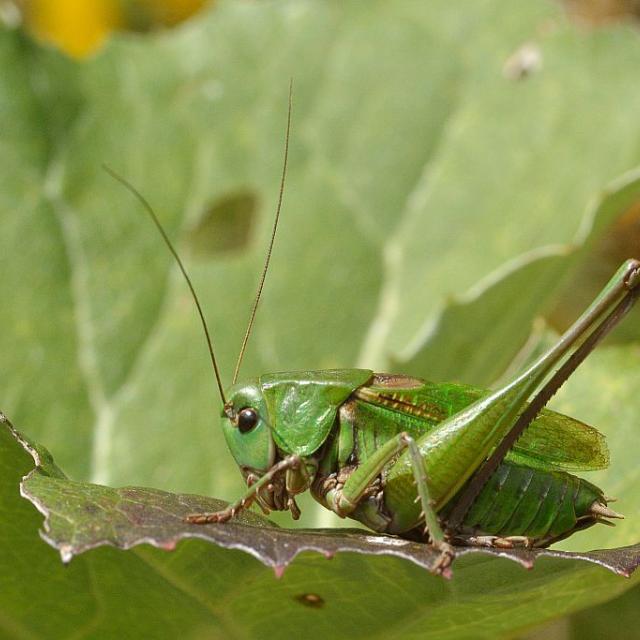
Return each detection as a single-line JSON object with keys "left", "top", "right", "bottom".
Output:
{"left": 2, "top": 415, "right": 640, "bottom": 640}
{"left": 7, "top": 415, "right": 636, "bottom": 578}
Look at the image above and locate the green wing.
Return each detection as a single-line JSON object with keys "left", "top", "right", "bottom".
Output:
{"left": 359, "top": 374, "right": 609, "bottom": 472}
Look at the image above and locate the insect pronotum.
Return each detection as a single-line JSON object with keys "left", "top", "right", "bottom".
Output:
{"left": 106, "top": 85, "right": 638, "bottom": 576}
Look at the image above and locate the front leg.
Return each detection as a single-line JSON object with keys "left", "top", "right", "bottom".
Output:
{"left": 185, "top": 455, "right": 302, "bottom": 524}
{"left": 325, "top": 432, "right": 454, "bottom": 575}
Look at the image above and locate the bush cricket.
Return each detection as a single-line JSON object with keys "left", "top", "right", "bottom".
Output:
{"left": 105, "top": 87, "right": 637, "bottom": 576}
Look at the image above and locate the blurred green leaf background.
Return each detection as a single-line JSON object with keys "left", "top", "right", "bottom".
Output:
{"left": 2, "top": 0, "right": 640, "bottom": 638}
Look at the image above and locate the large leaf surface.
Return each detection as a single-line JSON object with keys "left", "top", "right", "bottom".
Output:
{"left": 2, "top": 1, "right": 640, "bottom": 637}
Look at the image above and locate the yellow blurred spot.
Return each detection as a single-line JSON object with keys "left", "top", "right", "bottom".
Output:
{"left": 23, "top": 0, "right": 208, "bottom": 59}
{"left": 26, "top": 0, "right": 123, "bottom": 58}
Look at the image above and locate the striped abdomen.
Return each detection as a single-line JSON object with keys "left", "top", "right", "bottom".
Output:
{"left": 457, "top": 460, "right": 603, "bottom": 545}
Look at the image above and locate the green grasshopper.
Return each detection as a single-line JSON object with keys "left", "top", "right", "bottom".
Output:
{"left": 106, "top": 91, "right": 638, "bottom": 576}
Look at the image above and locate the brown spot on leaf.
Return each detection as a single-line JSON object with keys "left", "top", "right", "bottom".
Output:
{"left": 185, "top": 190, "right": 258, "bottom": 258}
{"left": 295, "top": 593, "right": 325, "bottom": 609}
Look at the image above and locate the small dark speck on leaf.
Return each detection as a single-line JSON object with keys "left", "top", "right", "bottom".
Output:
{"left": 295, "top": 593, "right": 325, "bottom": 609}
{"left": 185, "top": 190, "right": 258, "bottom": 258}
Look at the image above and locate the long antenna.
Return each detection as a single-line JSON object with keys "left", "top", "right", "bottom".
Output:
{"left": 231, "top": 80, "right": 293, "bottom": 385}
{"left": 103, "top": 165, "right": 227, "bottom": 406}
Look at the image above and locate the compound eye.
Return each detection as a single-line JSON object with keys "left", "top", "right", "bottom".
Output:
{"left": 237, "top": 407, "right": 259, "bottom": 433}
